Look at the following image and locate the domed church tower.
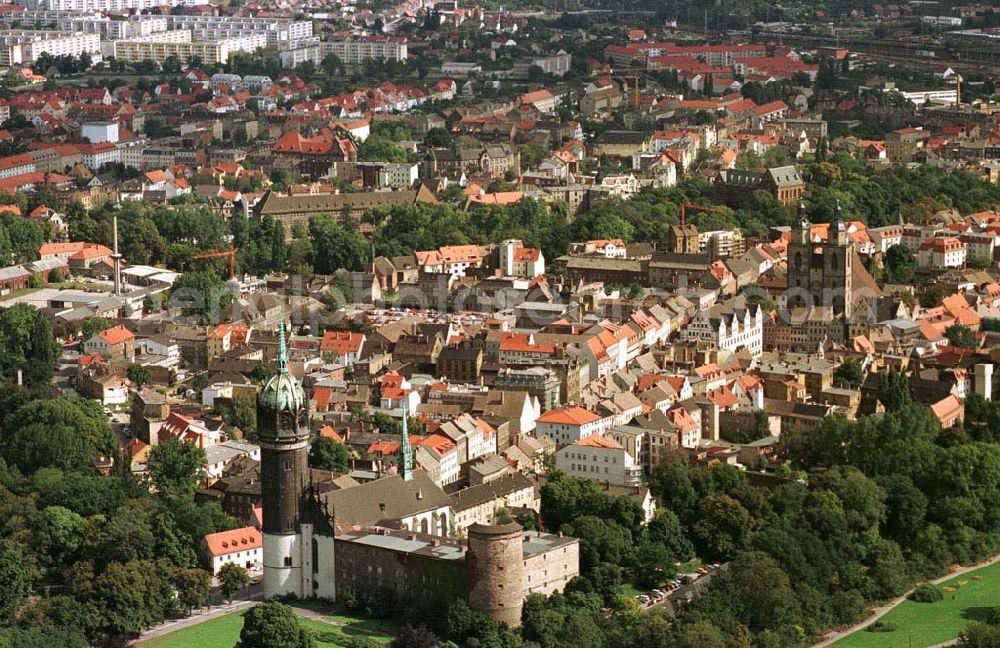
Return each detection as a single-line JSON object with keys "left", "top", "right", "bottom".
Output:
{"left": 259, "top": 322, "right": 311, "bottom": 598}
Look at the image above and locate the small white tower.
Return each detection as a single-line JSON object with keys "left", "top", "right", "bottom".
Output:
{"left": 974, "top": 363, "right": 993, "bottom": 402}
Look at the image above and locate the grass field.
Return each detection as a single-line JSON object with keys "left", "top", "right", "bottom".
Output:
{"left": 140, "top": 607, "right": 396, "bottom": 648}
{"left": 832, "top": 560, "right": 1000, "bottom": 648}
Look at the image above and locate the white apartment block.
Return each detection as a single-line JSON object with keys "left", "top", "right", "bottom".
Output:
{"left": 112, "top": 30, "right": 268, "bottom": 66}
{"left": 0, "top": 30, "right": 100, "bottom": 65}
{"left": 18, "top": 0, "right": 196, "bottom": 11}
{"left": 280, "top": 41, "right": 322, "bottom": 69}
{"left": 165, "top": 15, "right": 313, "bottom": 47}
{"left": 322, "top": 38, "right": 408, "bottom": 64}
{"left": 0, "top": 12, "right": 168, "bottom": 39}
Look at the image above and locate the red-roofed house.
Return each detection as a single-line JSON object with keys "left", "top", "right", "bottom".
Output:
{"left": 931, "top": 394, "right": 964, "bottom": 429}
{"left": 83, "top": 325, "right": 135, "bottom": 362}
{"left": 39, "top": 241, "right": 112, "bottom": 270}
{"left": 919, "top": 237, "right": 966, "bottom": 269}
{"left": 536, "top": 405, "right": 610, "bottom": 445}
{"left": 204, "top": 526, "right": 263, "bottom": 576}
{"left": 520, "top": 89, "right": 559, "bottom": 112}
{"left": 319, "top": 331, "right": 366, "bottom": 365}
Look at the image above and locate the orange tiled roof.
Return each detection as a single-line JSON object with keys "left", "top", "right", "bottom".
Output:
{"left": 204, "top": 526, "right": 262, "bottom": 557}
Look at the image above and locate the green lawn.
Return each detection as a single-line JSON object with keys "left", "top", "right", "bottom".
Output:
{"left": 140, "top": 607, "right": 396, "bottom": 648}
{"left": 832, "top": 560, "right": 1000, "bottom": 648}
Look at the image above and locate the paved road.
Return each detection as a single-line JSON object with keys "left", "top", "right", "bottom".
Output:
{"left": 811, "top": 553, "right": 1000, "bottom": 647}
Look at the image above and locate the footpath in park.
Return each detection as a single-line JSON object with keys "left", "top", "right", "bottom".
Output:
{"left": 132, "top": 589, "right": 261, "bottom": 645}
{"left": 811, "top": 553, "right": 1000, "bottom": 647}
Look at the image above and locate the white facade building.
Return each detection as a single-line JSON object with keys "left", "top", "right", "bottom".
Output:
{"left": 206, "top": 526, "right": 263, "bottom": 577}
{"left": 554, "top": 435, "right": 643, "bottom": 487}
{"left": 535, "top": 406, "right": 611, "bottom": 445}
{"left": 682, "top": 305, "right": 764, "bottom": 358}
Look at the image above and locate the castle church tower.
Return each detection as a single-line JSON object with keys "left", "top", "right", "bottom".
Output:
{"left": 259, "top": 322, "right": 311, "bottom": 598}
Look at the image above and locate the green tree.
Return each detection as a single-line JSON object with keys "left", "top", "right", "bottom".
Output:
{"left": 219, "top": 562, "right": 251, "bottom": 602}
{"left": 691, "top": 494, "right": 755, "bottom": 561}
{"left": 309, "top": 437, "right": 352, "bottom": 472}
{"left": 310, "top": 215, "right": 370, "bottom": 274}
{"left": 920, "top": 283, "right": 949, "bottom": 308}
{"left": 671, "top": 621, "right": 727, "bottom": 648}
{"left": 643, "top": 509, "right": 694, "bottom": 561}
{"left": 93, "top": 559, "right": 173, "bottom": 637}
{"left": 391, "top": 625, "right": 439, "bottom": 648}
{"left": 174, "top": 568, "right": 211, "bottom": 614}
{"left": 424, "top": 127, "right": 454, "bottom": 148}
{"left": 633, "top": 541, "right": 676, "bottom": 588}
{"left": 883, "top": 244, "right": 916, "bottom": 284}
{"left": 1, "top": 398, "right": 117, "bottom": 474}
{"left": 834, "top": 360, "right": 864, "bottom": 388}
{"left": 121, "top": 217, "right": 167, "bottom": 266}
{"left": 0, "top": 540, "right": 33, "bottom": 625}
{"left": 876, "top": 368, "right": 911, "bottom": 412}
{"left": 147, "top": 437, "right": 206, "bottom": 499}
{"left": 168, "top": 271, "right": 233, "bottom": 324}
{"left": 31, "top": 505, "right": 83, "bottom": 570}
{"left": 236, "top": 602, "right": 315, "bottom": 648}
{"left": 218, "top": 394, "right": 257, "bottom": 438}
{"left": 357, "top": 136, "right": 410, "bottom": 163}
{"left": 946, "top": 324, "right": 977, "bottom": 349}
{"left": 127, "top": 364, "right": 152, "bottom": 387}
{"left": 0, "top": 304, "right": 58, "bottom": 386}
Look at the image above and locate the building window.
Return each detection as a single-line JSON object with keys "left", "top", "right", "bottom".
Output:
{"left": 284, "top": 556, "right": 292, "bottom": 567}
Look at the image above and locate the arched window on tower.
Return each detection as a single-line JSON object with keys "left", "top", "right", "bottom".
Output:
{"left": 312, "top": 538, "right": 319, "bottom": 574}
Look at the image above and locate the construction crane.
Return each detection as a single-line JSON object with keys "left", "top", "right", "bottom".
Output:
{"left": 191, "top": 248, "right": 237, "bottom": 280}
{"left": 679, "top": 202, "right": 723, "bottom": 228}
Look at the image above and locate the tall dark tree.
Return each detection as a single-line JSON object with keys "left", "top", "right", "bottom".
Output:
{"left": 877, "top": 368, "right": 911, "bottom": 412}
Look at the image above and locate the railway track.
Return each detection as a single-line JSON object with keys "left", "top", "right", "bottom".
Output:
{"left": 750, "top": 31, "right": 1000, "bottom": 74}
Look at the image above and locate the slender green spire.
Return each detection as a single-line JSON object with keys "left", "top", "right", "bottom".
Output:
{"left": 400, "top": 397, "right": 413, "bottom": 482}
{"left": 277, "top": 319, "right": 288, "bottom": 374}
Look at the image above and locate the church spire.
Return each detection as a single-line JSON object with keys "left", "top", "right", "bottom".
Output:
{"left": 400, "top": 397, "right": 413, "bottom": 482}
{"left": 277, "top": 318, "right": 288, "bottom": 374}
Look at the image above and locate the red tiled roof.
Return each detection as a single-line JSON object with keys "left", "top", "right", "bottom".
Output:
{"left": 204, "top": 526, "right": 262, "bottom": 557}
{"left": 537, "top": 406, "right": 601, "bottom": 426}
{"left": 98, "top": 325, "right": 134, "bottom": 346}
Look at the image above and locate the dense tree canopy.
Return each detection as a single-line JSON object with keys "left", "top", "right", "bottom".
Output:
{"left": 0, "top": 398, "right": 117, "bottom": 474}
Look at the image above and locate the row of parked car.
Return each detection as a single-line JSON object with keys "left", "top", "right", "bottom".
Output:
{"left": 634, "top": 563, "right": 722, "bottom": 608}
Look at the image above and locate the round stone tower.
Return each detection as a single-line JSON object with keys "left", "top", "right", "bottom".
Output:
{"left": 466, "top": 522, "right": 525, "bottom": 627}
{"left": 259, "top": 323, "right": 310, "bottom": 598}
